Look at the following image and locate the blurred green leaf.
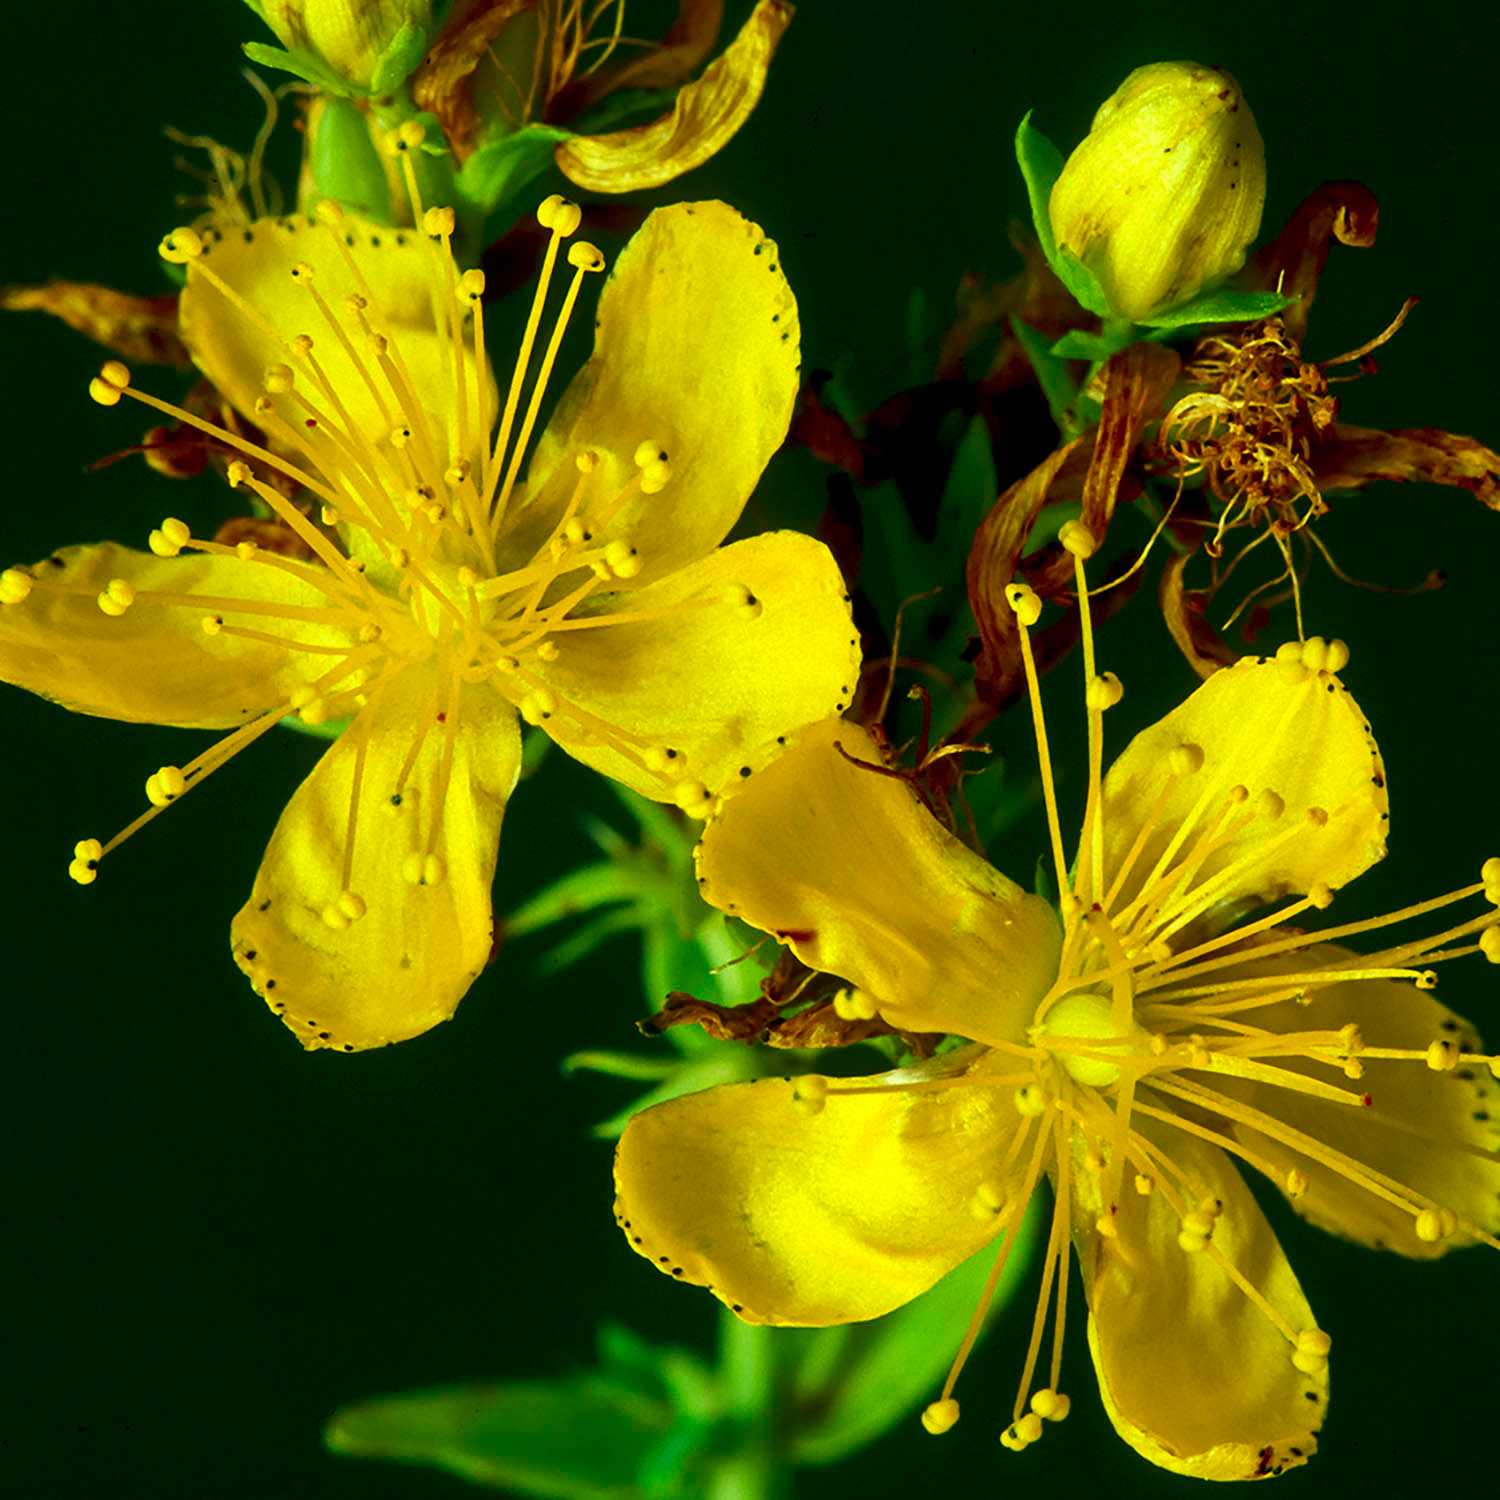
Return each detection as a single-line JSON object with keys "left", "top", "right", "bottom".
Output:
{"left": 1139, "top": 286, "right": 1298, "bottom": 329}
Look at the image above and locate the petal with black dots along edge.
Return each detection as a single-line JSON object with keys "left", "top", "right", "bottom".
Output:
{"left": 0, "top": 542, "right": 341, "bottom": 728}
{"left": 1074, "top": 1120, "right": 1323, "bottom": 1480}
{"left": 695, "top": 717, "right": 1061, "bottom": 1049}
{"left": 232, "top": 664, "right": 521, "bottom": 1051}
{"left": 1218, "top": 944, "right": 1500, "bottom": 1258}
{"left": 524, "top": 531, "right": 860, "bottom": 801}
{"left": 1097, "top": 656, "right": 1388, "bottom": 922}
{"left": 510, "top": 199, "right": 800, "bottom": 589}
{"left": 178, "top": 214, "right": 496, "bottom": 479}
{"left": 614, "top": 1054, "right": 1027, "bottom": 1325}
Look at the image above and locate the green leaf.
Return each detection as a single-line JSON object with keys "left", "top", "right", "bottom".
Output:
{"left": 1008, "top": 317, "right": 1080, "bottom": 428}
{"left": 306, "top": 95, "right": 396, "bottom": 223}
{"left": 1047, "top": 327, "right": 1130, "bottom": 362}
{"left": 240, "top": 40, "right": 354, "bottom": 95}
{"left": 1139, "top": 286, "right": 1300, "bottom": 329}
{"left": 1014, "top": 112, "right": 1064, "bottom": 268}
{"left": 784, "top": 1196, "right": 1044, "bottom": 1465}
{"left": 459, "top": 124, "right": 575, "bottom": 228}
{"left": 369, "top": 21, "right": 428, "bottom": 95}
{"left": 326, "top": 1376, "right": 680, "bottom": 1499}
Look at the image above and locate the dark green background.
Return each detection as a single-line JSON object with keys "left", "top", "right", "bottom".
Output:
{"left": 6, "top": 2, "right": 1496, "bottom": 1496}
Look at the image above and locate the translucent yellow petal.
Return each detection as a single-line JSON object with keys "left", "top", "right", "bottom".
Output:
{"left": 614, "top": 1056, "right": 1024, "bottom": 1324}
{"left": 697, "top": 719, "right": 1060, "bottom": 1047}
{"left": 232, "top": 666, "right": 521, "bottom": 1051}
{"left": 554, "top": 0, "right": 792, "bottom": 194}
{"left": 1100, "top": 656, "right": 1387, "bottom": 925}
{"left": 513, "top": 200, "right": 799, "bottom": 586}
{"left": 524, "top": 532, "right": 856, "bottom": 799}
{"left": 1075, "top": 1123, "right": 1323, "bottom": 1479}
{"left": 179, "top": 215, "right": 495, "bottom": 475}
{"left": 0, "top": 542, "right": 337, "bottom": 727}
{"left": 1220, "top": 944, "right": 1500, "bottom": 1257}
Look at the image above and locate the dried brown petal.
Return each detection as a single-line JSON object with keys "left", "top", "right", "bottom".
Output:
{"left": 2, "top": 281, "right": 188, "bottom": 365}
{"left": 1312, "top": 422, "right": 1500, "bottom": 511}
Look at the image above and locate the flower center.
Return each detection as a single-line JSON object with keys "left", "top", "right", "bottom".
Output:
{"left": 1037, "top": 989, "right": 1144, "bottom": 1089}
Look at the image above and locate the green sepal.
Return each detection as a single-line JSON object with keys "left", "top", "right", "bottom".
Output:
{"left": 1009, "top": 316, "right": 1080, "bottom": 429}
{"left": 1014, "top": 113, "right": 1111, "bottom": 318}
{"left": 783, "top": 1201, "right": 1042, "bottom": 1464}
{"left": 368, "top": 21, "right": 429, "bottom": 95}
{"left": 240, "top": 40, "right": 355, "bottom": 96}
{"left": 279, "top": 711, "right": 352, "bottom": 742}
{"left": 1138, "top": 286, "right": 1300, "bottom": 329}
{"left": 1046, "top": 327, "right": 1129, "bottom": 362}
{"left": 305, "top": 96, "right": 395, "bottom": 223}
{"left": 459, "top": 124, "right": 575, "bottom": 233}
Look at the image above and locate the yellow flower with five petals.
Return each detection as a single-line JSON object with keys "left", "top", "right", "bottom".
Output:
{"left": 614, "top": 526, "right": 1500, "bottom": 1479}
{"left": 0, "top": 152, "right": 857, "bottom": 1052}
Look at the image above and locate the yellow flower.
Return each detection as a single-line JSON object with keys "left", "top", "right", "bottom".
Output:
{"left": 0, "top": 149, "right": 857, "bottom": 1052}
{"left": 614, "top": 526, "right": 1500, "bottom": 1478}
{"left": 1049, "top": 61, "right": 1266, "bottom": 323}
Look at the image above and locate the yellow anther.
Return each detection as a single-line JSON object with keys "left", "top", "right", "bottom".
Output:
{"left": 99, "top": 359, "right": 131, "bottom": 390}
{"left": 1342, "top": 1058, "right": 1366, "bottom": 1081}
{"left": 563, "top": 517, "right": 590, "bottom": 546}
{"left": 69, "top": 837, "right": 104, "bottom": 886}
{"left": 921, "top": 1399, "right": 960, "bottom": 1436}
{"left": 1000, "top": 1412, "right": 1044, "bottom": 1451}
{"left": 536, "top": 194, "right": 582, "bottom": 236}
{"left": 1258, "top": 789, "right": 1286, "bottom": 820}
{"left": 0, "top": 568, "right": 35, "bottom": 604}
{"left": 1014, "top": 1083, "right": 1047, "bottom": 1117}
{"left": 1305, "top": 805, "right": 1328, "bottom": 828}
{"left": 1297, "top": 1329, "right": 1333, "bottom": 1358}
{"left": 423, "top": 206, "right": 456, "bottom": 238}
{"left": 1005, "top": 582, "right": 1042, "bottom": 626}
{"left": 1308, "top": 881, "right": 1334, "bottom": 909}
{"left": 832, "top": 986, "right": 880, "bottom": 1022}
{"left": 395, "top": 120, "right": 426, "bottom": 150}
{"left": 1094, "top": 1212, "right": 1119, "bottom": 1238}
{"left": 401, "top": 853, "right": 447, "bottom": 886}
{"left": 358, "top": 623, "right": 382, "bottom": 644}
{"left": 671, "top": 780, "right": 715, "bottom": 819}
{"left": 1086, "top": 671, "right": 1124, "bottom": 711}
{"left": 1482, "top": 857, "right": 1500, "bottom": 886}
{"left": 321, "top": 902, "right": 351, "bottom": 932}
{"left": 1480, "top": 927, "right": 1500, "bottom": 965}
{"left": 1425, "top": 1038, "right": 1459, "bottom": 1072}
{"left": 1083, "top": 1146, "right": 1103, "bottom": 1174}
{"left": 792, "top": 1075, "right": 829, "bottom": 1113}
{"left": 264, "top": 363, "right": 295, "bottom": 395}
{"left": 643, "top": 746, "right": 681, "bottom": 775}
{"left": 639, "top": 459, "right": 672, "bottom": 494}
{"left": 367, "top": 332, "right": 390, "bottom": 357}
{"left": 96, "top": 578, "right": 136, "bottom": 616}
{"left": 1286, "top": 1168, "right": 1310, "bottom": 1199}
{"left": 604, "top": 540, "right": 642, "bottom": 578}
{"left": 227, "top": 460, "right": 253, "bottom": 488}
{"left": 1414, "top": 970, "right": 1438, "bottom": 990}
{"left": 520, "top": 688, "right": 556, "bottom": 726}
{"left": 1301, "top": 636, "right": 1329, "bottom": 672}
{"left": 298, "top": 696, "right": 329, "bottom": 727}
{"left": 1058, "top": 519, "right": 1098, "bottom": 558}
{"left": 535, "top": 640, "right": 559, "bottom": 663}
{"left": 1031, "top": 1389, "right": 1071, "bottom": 1423}
{"left": 422, "top": 500, "right": 447, "bottom": 523}
{"left": 633, "top": 439, "right": 667, "bottom": 469}
{"left": 391, "top": 547, "right": 411, "bottom": 570}
{"left": 290, "top": 333, "right": 315, "bottom": 358}
{"left": 89, "top": 359, "right": 132, "bottom": 405}
{"left": 567, "top": 241, "right": 606, "bottom": 272}
{"left": 201, "top": 615, "right": 223, "bottom": 636}
{"left": 289, "top": 684, "right": 318, "bottom": 711}
{"left": 291, "top": 261, "right": 316, "bottom": 283}
{"left": 1325, "top": 638, "right": 1350, "bottom": 672}
{"left": 445, "top": 459, "right": 473, "bottom": 488}
{"left": 144, "top": 765, "right": 188, "bottom": 807}
{"left": 148, "top": 517, "right": 192, "bottom": 558}
{"left": 575, "top": 449, "right": 599, "bottom": 474}
{"left": 1413, "top": 1208, "right": 1454, "bottom": 1243}
{"left": 1134, "top": 1173, "right": 1155, "bottom": 1196}
{"left": 458, "top": 268, "right": 486, "bottom": 303}
{"left": 320, "top": 505, "right": 341, "bottom": 527}
{"left": 338, "top": 891, "right": 367, "bottom": 921}
{"left": 1169, "top": 741, "right": 1205, "bottom": 776}
{"left": 158, "top": 227, "right": 204, "bottom": 263}
{"left": 1274, "top": 639, "right": 1311, "bottom": 684}
{"left": 722, "top": 583, "right": 763, "bottom": 620}
{"left": 970, "top": 1180, "right": 1007, "bottom": 1220}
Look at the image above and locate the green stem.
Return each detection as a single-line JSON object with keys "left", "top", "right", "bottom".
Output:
{"left": 705, "top": 1311, "right": 789, "bottom": 1500}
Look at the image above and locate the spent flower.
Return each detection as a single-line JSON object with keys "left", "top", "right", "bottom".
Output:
{"left": 614, "top": 524, "right": 1500, "bottom": 1477}
{"left": 0, "top": 138, "right": 857, "bottom": 1050}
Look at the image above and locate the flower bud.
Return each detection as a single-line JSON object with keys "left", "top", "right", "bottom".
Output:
{"left": 242, "top": 0, "right": 433, "bottom": 94}
{"left": 1048, "top": 62, "right": 1265, "bottom": 323}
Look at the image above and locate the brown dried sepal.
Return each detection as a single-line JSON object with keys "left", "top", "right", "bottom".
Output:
{"left": 3, "top": 280, "right": 188, "bottom": 365}
{"left": 1311, "top": 423, "right": 1500, "bottom": 512}
{"left": 1160, "top": 551, "right": 1238, "bottom": 682}
{"left": 410, "top": 0, "right": 533, "bottom": 165}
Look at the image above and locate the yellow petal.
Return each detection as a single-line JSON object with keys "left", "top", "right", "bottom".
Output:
{"left": 554, "top": 0, "right": 791, "bottom": 193}
{"left": 697, "top": 719, "right": 1060, "bottom": 1047}
{"left": 513, "top": 199, "right": 799, "bottom": 586}
{"left": 614, "top": 1055, "right": 1024, "bottom": 1324}
{"left": 1075, "top": 1123, "right": 1323, "bottom": 1479}
{"left": 0, "top": 542, "right": 334, "bottom": 727}
{"left": 1221, "top": 944, "right": 1500, "bottom": 1257}
{"left": 1099, "top": 654, "right": 1388, "bottom": 927}
{"left": 523, "top": 531, "right": 856, "bottom": 798}
{"left": 232, "top": 666, "right": 521, "bottom": 1051}
{"left": 179, "top": 215, "right": 495, "bottom": 477}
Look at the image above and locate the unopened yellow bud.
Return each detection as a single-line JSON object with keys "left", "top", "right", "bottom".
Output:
{"left": 244, "top": 0, "right": 434, "bottom": 93}
{"left": 1048, "top": 61, "right": 1265, "bottom": 322}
